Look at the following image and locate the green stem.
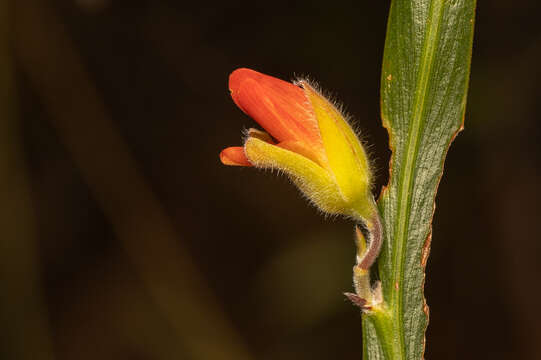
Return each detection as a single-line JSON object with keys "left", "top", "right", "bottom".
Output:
{"left": 364, "top": 308, "right": 402, "bottom": 359}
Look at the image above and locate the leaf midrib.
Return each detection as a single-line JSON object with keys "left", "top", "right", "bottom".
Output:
{"left": 390, "top": 1, "right": 444, "bottom": 357}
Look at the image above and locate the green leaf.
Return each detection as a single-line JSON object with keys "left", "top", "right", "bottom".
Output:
{"left": 363, "top": 0, "right": 476, "bottom": 358}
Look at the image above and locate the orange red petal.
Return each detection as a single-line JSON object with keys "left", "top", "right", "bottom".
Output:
{"left": 229, "top": 68, "right": 323, "bottom": 151}
{"left": 219, "top": 146, "right": 252, "bottom": 166}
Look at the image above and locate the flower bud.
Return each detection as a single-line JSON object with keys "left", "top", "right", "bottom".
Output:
{"left": 220, "top": 68, "right": 376, "bottom": 223}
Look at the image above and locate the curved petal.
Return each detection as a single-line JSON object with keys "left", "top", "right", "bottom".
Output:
{"left": 220, "top": 146, "right": 252, "bottom": 166}
{"left": 229, "top": 68, "right": 323, "bottom": 153}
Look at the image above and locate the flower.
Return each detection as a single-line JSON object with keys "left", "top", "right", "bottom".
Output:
{"left": 220, "top": 68, "right": 376, "bottom": 222}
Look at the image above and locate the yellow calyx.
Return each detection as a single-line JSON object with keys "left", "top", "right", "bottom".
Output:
{"left": 242, "top": 80, "right": 376, "bottom": 223}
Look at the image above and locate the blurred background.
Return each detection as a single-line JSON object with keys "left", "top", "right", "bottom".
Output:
{"left": 2, "top": 0, "right": 541, "bottom": 359}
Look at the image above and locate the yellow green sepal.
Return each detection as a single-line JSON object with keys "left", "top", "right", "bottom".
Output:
{"left": 244, "top": 137, "right": 349, "bottom": 215}
{"left": 300, "top": 81, "right": 374, "bottom": 220}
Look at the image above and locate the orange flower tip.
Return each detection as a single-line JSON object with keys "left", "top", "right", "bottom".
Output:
{"left": 229, "top": 68, "right": 282, "bottom": 90}
{"left": 220, "top": 146, "right": 252, "bottom": 167}
{"left": 229, "top": 68, "right": 258, "bottom": 92}
{"left": 228, "top": 68, "right": 316, "bottom": 145}
{"left": 229, "top": 68, "right": 304, "bottom": 99}
{"left": 229, "top": 69, "right": 256, "bottom": 111}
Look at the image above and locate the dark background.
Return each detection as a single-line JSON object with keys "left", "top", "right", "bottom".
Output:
{"left": 3, "top": 0, "right": 541, "bottom": 359}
